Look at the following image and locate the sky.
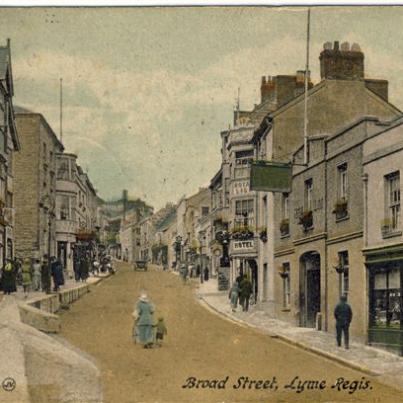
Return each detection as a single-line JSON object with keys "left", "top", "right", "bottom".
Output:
{"left": 1, "top": 6, "right": 403, "bottom": 209}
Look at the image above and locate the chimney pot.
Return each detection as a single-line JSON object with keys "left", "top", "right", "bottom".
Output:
{"left": 341, "top": 41, "right": 350, "bottom": 51}
{"left": 351, "top": 43, "right": 361, "bottom": 52}
{"left": 320, "top": 40, "right": 364, "bottom": 80}
{"left": 324, "top": 41, "right": 332, "bottom": 50}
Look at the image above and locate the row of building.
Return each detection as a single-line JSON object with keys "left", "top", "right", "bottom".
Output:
{"left": 127, "top": 40, "right": 403, "bottom": 355}
{"left": 0, "top": 40, "right": 108, "bottom": 279}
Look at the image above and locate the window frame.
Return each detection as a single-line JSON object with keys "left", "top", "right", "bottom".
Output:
{"left": 338, "top": 250, "right": 349, "bottom": 297}
{"left": 337, "top": 162, "right": 348, "bottom": 201}
{"left": 385, "top": 171, "right": 400, "bottom": 231}
{"left": 304, "top": 178, "right": 313, "bottom": 212}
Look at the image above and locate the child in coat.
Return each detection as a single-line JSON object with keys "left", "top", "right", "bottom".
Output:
{"left": 154, "top": 317, "right": 167, "bottom": 347}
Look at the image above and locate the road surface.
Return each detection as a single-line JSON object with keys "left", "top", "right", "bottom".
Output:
{"left": 60, "top": 262, "right": 402, "bottom": 403}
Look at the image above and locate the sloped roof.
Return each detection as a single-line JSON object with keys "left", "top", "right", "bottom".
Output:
{"left": 155, "top": 209, "right": 176, "bottom": 232}
{"left": 14, "top": 105, "right": 34, "bottom": 114}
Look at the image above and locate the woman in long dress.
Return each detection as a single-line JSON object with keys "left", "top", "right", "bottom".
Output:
{"left": 133, "top": 292, "right": 155, "bottom": 348}
{"left": 2, "top": 259, "right": 16, "bottom": 295}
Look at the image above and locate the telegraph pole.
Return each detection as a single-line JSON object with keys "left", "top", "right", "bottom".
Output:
{"left": 60, "top": 78, "right": 63, "bottom": 144}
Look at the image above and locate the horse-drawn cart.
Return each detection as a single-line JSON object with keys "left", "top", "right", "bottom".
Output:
{"left": 134, "top": 260, "right": 148, "bottom": 271}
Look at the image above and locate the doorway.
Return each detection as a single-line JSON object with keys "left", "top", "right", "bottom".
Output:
{"left": 57, "top": 241, "right": 67, "bottom": 270}
{"left": 247, "top": 259, "right": 258, "bottom": 304}
{"left": 300, "top": 251, "right": 321, "bottom": 327}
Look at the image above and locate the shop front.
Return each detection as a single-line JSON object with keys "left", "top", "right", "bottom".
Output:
{"left": 365, "top": 245, "right": 403, "bottom": 356}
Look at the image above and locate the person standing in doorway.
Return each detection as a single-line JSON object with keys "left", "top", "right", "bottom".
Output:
{"left": 334, "top": 295, "right": 353, "bottom": 349}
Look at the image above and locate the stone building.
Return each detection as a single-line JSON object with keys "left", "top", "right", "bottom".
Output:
{"left": 14, "top": 110, "right": 63, "bottom": 262}
{"left": 273, "top": 117, "right": 387, "bottom": 341}
{"left": 182, "top": 188, "right": 211, "bottom": 265}
{"left": 195, "top": 210, "right": 212, "bottom": 277}
{"left": 174, "top": 196, "right": 187, "bottom": 267}
{"left": 0, "top": 39, "right": 20, "bottom": 266}
{"left": 252, "top": 41, "right": 401, "bottom": 317}
{"left": 103, "top": 190, "right": 153, "bottom": 257}
{"left": 362, "top": 117, "right": 403, "bottom": 355}
{"left": 153, "top": 207, "right": 176, "bottom": 267}
{"left": 222, "top": 70, "right": 313, "bottom": 300}
{"left": 54, "top": 153, "right": 103, "bottom": 275}
{"left": 55, "top": 152, "right": 78, "bottom": 274}
{"left": 208, "top": 167, "right": 230, "bottom": 277}
{"left": 119, "top": 209, "right": 142, "bottom": 262}
{"left": 162, "top": 213, "right": 177, "bottom": 270}
{"left": 139, "top": 215, "right": 154, "bottom": 261}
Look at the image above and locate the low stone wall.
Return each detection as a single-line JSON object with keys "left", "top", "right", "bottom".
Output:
{"left": 19, "top": 304, "right": 60, "bottom": 333}
{"left": 28, "top": 294, "right": 60, "bottom": 314}
{"left": 18, "top": 282, "right": 93, "bottom": 333}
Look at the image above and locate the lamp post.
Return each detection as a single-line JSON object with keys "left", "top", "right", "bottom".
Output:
{"left": 216, "top": 230, "right": 230, "bottom": 268}
{"left": 215, "top": 229, "right": 231, "bottom": 291}
{"left": 40, "top": 194, "right": 55, "bottom": 294}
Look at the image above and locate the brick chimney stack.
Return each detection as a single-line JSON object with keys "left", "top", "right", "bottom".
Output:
{"left": 320, "top": 41, "right": 364, "bottom": 80}
{"left": 260, "top": 76, "right": 276, "bottom": 104}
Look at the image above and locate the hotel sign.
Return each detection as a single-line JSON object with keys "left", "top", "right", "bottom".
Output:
{"left": 233, "top": 240, "right": 255, "bottom": 250}
{"left": 250, "top": 162, "right": 292, "bottom": 192}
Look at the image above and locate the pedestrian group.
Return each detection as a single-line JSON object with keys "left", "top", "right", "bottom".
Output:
{"left": 132, "top": 291, "right": 167, "bottom": 349}
{"left": 229, "top": 273, "right": 253, "bottom": 312}
{"left": 0, "top": 255, "right": 66, "bottom": 298}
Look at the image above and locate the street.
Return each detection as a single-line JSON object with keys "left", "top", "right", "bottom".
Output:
{"left": 59, "top": 262, "right": 402, "bottom": 403}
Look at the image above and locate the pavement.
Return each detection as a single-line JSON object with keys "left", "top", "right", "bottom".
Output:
{"left": 196, "top": 276, "right": 403, "bottom": 392}
{"left": 10, "top": 271, "right": 111, "bottom": 303}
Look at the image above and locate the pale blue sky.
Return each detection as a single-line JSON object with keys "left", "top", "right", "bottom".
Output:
{"left": 1, "top": 6, "right": 403, "bottom": 208}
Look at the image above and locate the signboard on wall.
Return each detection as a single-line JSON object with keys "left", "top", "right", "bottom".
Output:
{"left": 250, "top": 162, "right": 292, "bottom": 192}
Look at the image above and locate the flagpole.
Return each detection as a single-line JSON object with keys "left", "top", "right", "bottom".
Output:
{"left": 237, "top": 87, "right": 240, "bottom": 125}
{"left": 303, "top": 8, "right": 311, "bottom": 166}
{"left": 60, "top": 78, "right": 63, "bottom": 144}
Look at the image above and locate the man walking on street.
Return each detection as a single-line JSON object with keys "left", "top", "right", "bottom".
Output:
{"left": 334, "top": 295, "right": 353, "bottom": 349}
{"left": 239, "top": 274, "right": 253, "bottom": 312}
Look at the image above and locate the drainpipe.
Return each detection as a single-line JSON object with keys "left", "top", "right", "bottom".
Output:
{"left": 324, "top": 155, "right": 328, "bottom": 332}
{"left": 362, "top": 172, "right": 369, "bottom": 341}
{"left": 362, "top": 173, "right": 369, "bottom": 248}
